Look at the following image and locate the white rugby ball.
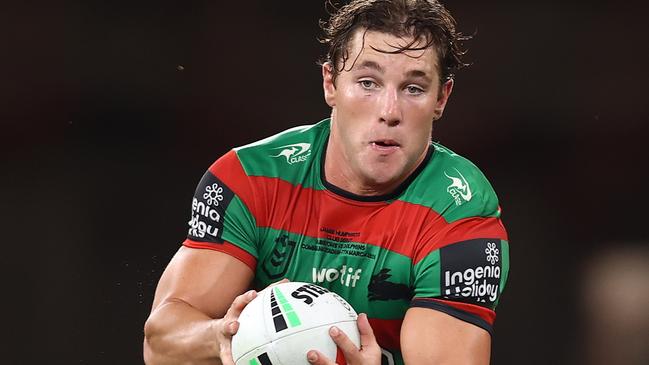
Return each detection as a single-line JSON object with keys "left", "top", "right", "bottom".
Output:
{"left": 231, "top": 282, "right": 360, "bottom": 365}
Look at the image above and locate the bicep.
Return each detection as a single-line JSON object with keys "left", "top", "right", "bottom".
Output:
{"left": 151, "top": 246, "right": 254, "bottom": 318}
{"left": 401, "top": 307, "right": 491, "bottom": 365}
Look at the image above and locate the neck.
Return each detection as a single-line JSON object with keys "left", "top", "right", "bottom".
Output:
{"left": 324, "top": 144, "right": 397, "bottom": 196}
{"left": 323, "top": 128, "right": 425, "bottom": 198}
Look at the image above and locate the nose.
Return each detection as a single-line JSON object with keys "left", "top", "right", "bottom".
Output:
{"left": 379, "top": 87, "right": 402, "bottom": 127}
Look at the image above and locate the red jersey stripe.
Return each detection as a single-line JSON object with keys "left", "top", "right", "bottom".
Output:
{"left": 183, "top": 238, "right": 257, "bottom": 271}
{"left": 253, "top": 175, "right": 442, "bottom": 259}
{"left": 368, "top": 318, "right": 403, "bottom": 350}
{"left": 335, "top": 347, "right": 346, "bottom": 364}
{"left": 211, "top": 159, "right": 507, "bottom": 260}
{"left": 413, "top": 216, "right": 508, "bottom": 265}
{"left": 209, "top": 150, "right": 259, "bottom": 219}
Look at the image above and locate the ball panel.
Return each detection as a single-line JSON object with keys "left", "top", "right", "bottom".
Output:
{"left": 232, "top": 282, "right": 360, "bottom": 365}
{"left": 232, "top": 288, "right": 273, "bottom": 362}
{"left": 234, "top": 342, "right": 281, "bottom": 365}
{"left": 263, "top": 282, "right": 358, "bottom": 341}
{"left": 272, "top": 320, "right": 361, "bottom": 365}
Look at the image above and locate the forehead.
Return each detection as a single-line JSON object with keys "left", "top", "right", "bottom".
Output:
{"left": 345, "top": 29, "right": 439, "bottom": 76}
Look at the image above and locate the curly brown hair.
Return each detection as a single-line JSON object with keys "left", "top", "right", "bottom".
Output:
{"left": 319, "top": 0, "right": 471, "bottom": 84}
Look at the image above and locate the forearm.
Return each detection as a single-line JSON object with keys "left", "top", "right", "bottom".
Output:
{"left": 144, "top": 299, "right": 223, "bottom": 365}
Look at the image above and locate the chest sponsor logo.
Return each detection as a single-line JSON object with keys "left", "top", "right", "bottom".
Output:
{"left": 441, "top": 239, "right": 502, "bottom": 305}
{"left": 444, "top": 168, "right": 472, "bottom": 206}
{"left": 271, "top": 143, "right": 312, "bottom": 165}
{"left": 262, "top": 234, "right": 297, "bottom": 280}
{"left": 312, "top": 265, "right": 362, "bottom": 288}
{"left": 187, "top": 172, "right": 234, "bottom": 243}
{"left": 367, "top": 268, "right": 412, "bottom": 301}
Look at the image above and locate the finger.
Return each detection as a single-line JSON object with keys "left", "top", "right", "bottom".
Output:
{"left": 329, "top": 325, "right": 360, "bottom": 357}
{"left": 306, "top": 350, "right": 336, "bottom": 365}
{"left": 226, "top": 290, "right": 257, "bottom": 318}
{"left": 357, "top": 313, "right": 378, "bottom": 349}
{"left": 219, "top": 341, "right": 235, "bottom": 365}
{"left": 225, "top": 319, "right": 239, "bottom": 335}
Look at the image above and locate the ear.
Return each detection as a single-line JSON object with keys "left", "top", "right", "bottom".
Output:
{"left": 322, "top": 62, "right": 336, "bottom": 107}
{"left": 434, "top": 78, "right": 454, "bottom": 120}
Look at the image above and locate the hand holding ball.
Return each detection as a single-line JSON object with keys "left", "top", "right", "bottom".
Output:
{"left": 231, "top": 282, "right": 360, "bottom": 365}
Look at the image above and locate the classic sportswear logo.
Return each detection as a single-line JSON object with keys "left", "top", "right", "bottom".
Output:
{"left": 444, "top": 168, "right": 472, "bottom": 206}
{"left": 271, "top": 143, "right": 311, "bottom": 164}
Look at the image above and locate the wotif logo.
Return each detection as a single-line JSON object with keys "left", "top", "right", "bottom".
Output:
{"left": 445, "top": 168, "right": 472, "bottom": 206}
{"left": 312, "top": 265, "right": 362, "bottom": 287}
{"left": 271, "top": 143, "right": 311, "bottom": 164}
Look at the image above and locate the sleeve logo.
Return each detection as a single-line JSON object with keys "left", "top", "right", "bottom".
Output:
{"left": 187, "top": 172, "right": 234, "bottom": 243}
{"left": 203, "top": 183, "right": 224, "bottom": 206}
{"left": 444, "top": 168, "right": 472, "bottom": 206}
{"left": 270, "top": 143, "right": 311, "bottom": 165}
{"left": 485, "top": 242, "right": 499, "bottom": 265}
{"left": 440, "top": 239, "right": 502, "bottom": 306}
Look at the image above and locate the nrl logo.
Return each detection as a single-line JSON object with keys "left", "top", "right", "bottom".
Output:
{"left": 444, "top": 168, "right": 472, "bottom": 206}
{"left": 271, "top": 143, "right": 312, "bottom": 165}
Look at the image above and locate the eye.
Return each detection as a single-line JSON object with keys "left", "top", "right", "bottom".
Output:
{"left": 359, "top": 79, "right": 377, "bottom": 90}
{"left": 405, "top": 85, "right": 424, "bottom": 95}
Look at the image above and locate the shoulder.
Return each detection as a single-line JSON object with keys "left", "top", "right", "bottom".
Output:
{"left": 401, "top": 142, "right": 501, "bottom": 222}
{"left": 228, "top": 120, "right": 328, "bottom": 180}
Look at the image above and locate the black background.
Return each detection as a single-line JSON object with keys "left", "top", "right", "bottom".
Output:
{"left": 2, "top": 0, "right": 648, "bottom": 363}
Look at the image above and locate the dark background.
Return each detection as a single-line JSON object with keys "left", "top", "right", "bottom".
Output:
{"left": 3, "top": 0, "right": 648, "bottom": 363}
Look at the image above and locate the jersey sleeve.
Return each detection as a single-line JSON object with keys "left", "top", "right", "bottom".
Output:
{"left": 183, "top": 150, "right": 259, "bottom": 270}
{"left": 410, "top": 168, "right": 510, "bottom": 336}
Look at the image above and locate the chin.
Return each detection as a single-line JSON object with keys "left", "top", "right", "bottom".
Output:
{"left": 363, "top": 166, "right": 402, "bottom": 187}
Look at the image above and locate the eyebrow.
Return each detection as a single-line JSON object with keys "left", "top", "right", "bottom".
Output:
{"left": 406, "top": 69, "right": 432, "bottom": 83}
{"left": 354, "top": 60, "right": 432, "bottom": 83}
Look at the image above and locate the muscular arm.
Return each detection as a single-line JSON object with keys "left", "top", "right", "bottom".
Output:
{"left": 143, "top": 246, "right": 254, "bottom": 365}
{"left": 401, "top": 307, "right": 491, "bottom": 365}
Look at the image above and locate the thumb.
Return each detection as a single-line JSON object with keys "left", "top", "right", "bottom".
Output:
{"left": 357, "top": 313, "right": 377, "bottom": 347}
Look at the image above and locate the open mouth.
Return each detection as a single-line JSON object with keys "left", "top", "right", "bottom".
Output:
{"left": 371, "top": 139, "right": 400, "bottom": 148}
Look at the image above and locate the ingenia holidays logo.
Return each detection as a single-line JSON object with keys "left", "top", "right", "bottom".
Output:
{"left": 441, "top": 239, "right": 502, "bottom": 304}
{"left": 187, "top": 172, "right": 234, "bottom": 242}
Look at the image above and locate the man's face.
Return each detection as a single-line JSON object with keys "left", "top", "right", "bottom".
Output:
{"left": 323, "top": 29, "right": 453, "bottom": 194}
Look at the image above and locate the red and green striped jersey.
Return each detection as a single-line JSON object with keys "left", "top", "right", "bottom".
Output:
{"left": 184, "top": 119, "right": 510, "bottom": 365}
